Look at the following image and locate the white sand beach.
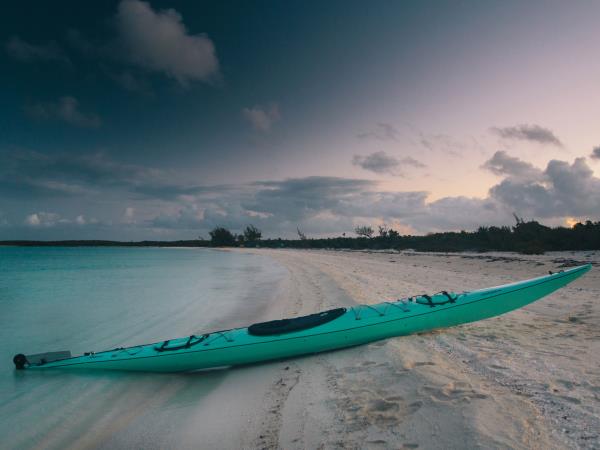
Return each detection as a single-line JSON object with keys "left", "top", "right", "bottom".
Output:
{"left": 216, "top": 248, "right": 600, "bottom": 450}
{"left": 4, "top": 248, "right": 598, "bottom": 450}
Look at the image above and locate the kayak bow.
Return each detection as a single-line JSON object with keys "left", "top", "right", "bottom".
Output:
{"left": 13, "top": 264, "right": 591, "bottom": 372}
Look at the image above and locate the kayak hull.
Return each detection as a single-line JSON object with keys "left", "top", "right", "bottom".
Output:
{"left": 18, "top": 264, "right": 591, "bottom": 372}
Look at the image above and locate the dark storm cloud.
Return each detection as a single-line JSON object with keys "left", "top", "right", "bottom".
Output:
{"left": 356, "top": 123, "right": 400, "bottom": 141}
{"left": 5, "top": 36, "right": 71, "bottom": 64}
{"left": 24, "top": 96, "right": 102, "bottom": 128}
{"left": 590, "top": 146, "right": 600, "bottom": 160}
{"left": 114, "top": 0, "right": 220, "bottom": 86}
{"left": 490, "top": 124, "right": 563, "bottom": 147}
{"left": 352, "top": 151, "right": 426, "bottom": 176}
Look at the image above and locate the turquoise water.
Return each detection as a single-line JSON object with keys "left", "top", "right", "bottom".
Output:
{"left": 0, "top": 247, "right": 286, "bottom": 449}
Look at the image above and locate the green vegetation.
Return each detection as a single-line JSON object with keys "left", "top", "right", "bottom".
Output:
{"left": 255, "top": 219, "right": 600, "bottom": 254}
{"left": 209, "top": 227, "right": 237, "bottom": 247}
{"left": 354, "top": 225, "right": 374, "bottom": 238}
{"left": 208, "top": 224, "right": 262, "bottom": 247}
{"left": 243, "top": 225, "right": 262, "bottom": 243}
{"left": 2, "top": 219, "right": 600, "bottom": 253}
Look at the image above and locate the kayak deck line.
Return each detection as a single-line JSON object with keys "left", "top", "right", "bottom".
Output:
{"left": 13, "top": 264, "right": 592, "bottom": 372}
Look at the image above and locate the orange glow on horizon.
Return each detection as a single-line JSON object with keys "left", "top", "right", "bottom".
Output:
{"left": 565, "top": 217, "right": 579, "bottom": 228}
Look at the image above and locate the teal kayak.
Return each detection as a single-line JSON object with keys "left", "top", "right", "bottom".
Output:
{"left": 13, "top": 264, "right": 591, "bottom": 372}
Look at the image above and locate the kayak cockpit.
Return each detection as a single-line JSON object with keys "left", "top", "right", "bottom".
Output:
{"left": 248, "top": 307, "right": 347, "bottom": 336}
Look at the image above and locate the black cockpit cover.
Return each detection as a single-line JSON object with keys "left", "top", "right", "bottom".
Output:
{"left": 248, "top": 308, "right": 346, "bottom": 336}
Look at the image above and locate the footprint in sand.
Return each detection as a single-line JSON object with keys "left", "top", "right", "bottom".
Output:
{"left": 370, "top": 398, "right": 400, "bottom": 412}
{"left": 408, "top": 400, "right": 423, "bottom": 413}
{"left": 404, "top": 361, "right": 436, "bottom": 369}
{"left": 370, "top": 341, "right": 387, "bottom": 348}
{"left": 559, "top": 396, "right": 582, "bottom": 405}
{"left": 343, "top": 366, "right": 367, "bottom": 374}
{"left": 414, "top": 361, "right": 436, "bottom": 367}
{"left": 556, "top": 379, "right": 576, "bottom": 389}
{"left": 420, "top": 382, "right": 488, "bottom": 403}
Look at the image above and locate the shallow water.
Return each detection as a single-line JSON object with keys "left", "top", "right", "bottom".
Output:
{"left": 0, "top": 247, "right": 286, "bottom": 449}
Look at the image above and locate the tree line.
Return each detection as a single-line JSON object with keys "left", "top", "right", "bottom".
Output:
{"left": 2, "top": 218, "right": 599, "bottom": 253}
{"left": 207, "top": 217, "right": 600, "bottom": 254}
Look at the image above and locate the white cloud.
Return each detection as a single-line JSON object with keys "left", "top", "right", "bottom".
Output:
{"left": 242, "top": 103, "right": 281, "bottom": 132}
{"left": 23, "top": 212, "right": 96, "bottom": 228}
{"left": 25, "top": 212, "right": 63, "bottom": 227}
{"left": 123, "top": 207, "right": 136, "bottom": 224}
{"left": 25, "top": 214, "right": 40, "bottom": 226}
{"left": 590, "top": 146, "right": 600, "bottom": 160}
{"left": 115, "top": 0, "right": 219, "bottom": 86}
{"left": 25, "top": 96, "right": 101, "bottom": 128}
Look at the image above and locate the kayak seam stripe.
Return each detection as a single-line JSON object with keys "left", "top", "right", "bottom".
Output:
{"left": 33, "top": 265, "right": 588, "bottom": 369}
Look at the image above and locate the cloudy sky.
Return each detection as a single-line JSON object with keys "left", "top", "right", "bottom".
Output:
{"left": 2, "top": 0, "right": 600, "bottom": 240}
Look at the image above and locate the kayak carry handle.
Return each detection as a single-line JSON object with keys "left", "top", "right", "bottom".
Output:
{"left": 155, "top": 334, "right": 208, "bottom": 352}
{"left": 415, "top": 291, "right": 458, "bottom": 307}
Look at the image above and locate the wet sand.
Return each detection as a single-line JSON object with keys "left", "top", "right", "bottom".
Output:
{"left": 233, "top": 249, "right": 600, "bottom": 450}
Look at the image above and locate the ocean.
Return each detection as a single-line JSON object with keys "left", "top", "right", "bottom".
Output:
{"left": 0, "top": 247, "right": 286, "bottom": 449}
